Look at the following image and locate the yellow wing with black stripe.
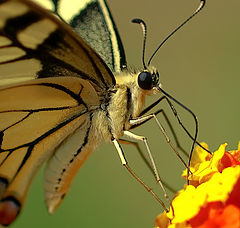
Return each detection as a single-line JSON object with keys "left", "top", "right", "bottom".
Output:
{"left": 0, "top": 76, "right": 100, "bottom": 225}
{"left": 0, "top": 0, "right": 116, "bottom": 89}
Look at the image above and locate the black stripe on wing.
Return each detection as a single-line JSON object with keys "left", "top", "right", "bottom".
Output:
{"left": 51, "top": 0, "right": 127, "bottom": 72}
{"left": 70, "top": 0, "right": 127, "bottom": 72}
{"left": 100, "top": 0, "right": 126, "bottom": 70}
{"left": 0, "top": 0, "right": 116, "bottom": 90}
{"left": 0, "top": 0, "right": 8, "bottom": 5}
{"left": 0, "top": 109, "right": 90, "bottom": 222}
{"left": 0, "top": 109, "right": 89, "bottom": 164}
{"left": 36, "top": 30, "right": 107, "bottom": 87}
{"left": 57, "top": 111, "right": 93, "bottom": 187}
{"left": 4, "top": 11, "right": 40, "bottom": 36}
{"left": 1, "top": 13, "right": 103, "bottom": 88}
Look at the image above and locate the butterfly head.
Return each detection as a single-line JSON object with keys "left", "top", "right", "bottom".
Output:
{"left": 137, "top": 68, "right": 161, "bottom": 94}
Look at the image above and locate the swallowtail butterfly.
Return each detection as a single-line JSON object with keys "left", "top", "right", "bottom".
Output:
{"left": 0, "top": 0, "right": 205, "bottom": 225}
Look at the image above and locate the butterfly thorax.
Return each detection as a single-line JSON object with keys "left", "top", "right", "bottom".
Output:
{"left": 93, "top": 70, "right": 160, "bottom": 142}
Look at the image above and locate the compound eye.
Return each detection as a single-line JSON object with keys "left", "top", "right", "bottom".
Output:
{"left": 138, "top": 71, "right": 153, "bottom": 90}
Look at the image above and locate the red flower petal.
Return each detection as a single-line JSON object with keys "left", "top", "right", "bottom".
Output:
{"left": 219, "top": 152, "right": 240, "bottom": 172}
{"left": 190, "top": 202, "right": 240, "bottom": 228}
{"left": 226, "top": 178, "right": 240, "bottom": 207}
{"left": 190, "top": 202, "right": 223, "bottom": 227}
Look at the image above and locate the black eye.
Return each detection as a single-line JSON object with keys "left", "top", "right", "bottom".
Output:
{"left": 138, "top": 71, "right": 153, "bottom": 90}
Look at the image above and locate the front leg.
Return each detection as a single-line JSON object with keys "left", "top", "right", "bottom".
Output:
{"left": 129, "top": 114, "right": 189, "bottom": 169}
{"left": 119, "top": 138, "right": 176, "bottom": 194}
{"left": 123, "top": 130, "right": 170, "bottom": 205}
{"left": 112, "top": 138, "right": 168, "bottom": 211}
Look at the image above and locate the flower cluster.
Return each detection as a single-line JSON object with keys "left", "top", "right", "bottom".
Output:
{"left": 155, "top": 142, "right": 240, "bottom": 228}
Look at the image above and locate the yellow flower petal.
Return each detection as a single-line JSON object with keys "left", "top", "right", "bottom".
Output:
{"left": 210, "top": 143, "right": 226, "bottom": 168}
{"left": 183, "top": 143, "right": 229, "bottom": 184}
{"left": 202, "top": 166, "right": 240, "bottom": 202}
{"left": 190, "top": 142, "right": 210, "bottom": 166}
{"left": 167, "top": 185, "right": 206, "bottom": 223}
{"left": 168, "top": 166, "right": 240, "bottom": 225}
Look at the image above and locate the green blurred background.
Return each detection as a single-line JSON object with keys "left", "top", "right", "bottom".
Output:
{"left": 11, "top": 0, "right": 240, "bottom": 227}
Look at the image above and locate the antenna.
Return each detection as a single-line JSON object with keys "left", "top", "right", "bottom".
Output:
{"left": 132, "top": 18, "right": 147, "bottom": 69}
{"left": 148, "top": 0, "right": 206, "bottom": 66}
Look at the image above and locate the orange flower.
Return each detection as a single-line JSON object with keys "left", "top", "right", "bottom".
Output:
{"left": 155, "top": 142, "right": 240, "bottom": 228}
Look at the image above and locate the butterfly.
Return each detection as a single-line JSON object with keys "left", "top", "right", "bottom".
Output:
{"left": 0, "top": 0, "right": 205, "bottom": 226}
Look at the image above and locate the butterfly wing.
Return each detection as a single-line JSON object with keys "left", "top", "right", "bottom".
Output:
{"left": 0, "top": 76, "right": 100, "bottom": 223}
{"left": 0, "top": 0, "right": 115, "bottom": 224}
{"left": 33, "top": 0, "right": 127, "bottom": 72}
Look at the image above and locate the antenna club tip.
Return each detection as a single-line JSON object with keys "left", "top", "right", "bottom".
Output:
{"left": 200, "top": 0, "right": 206, "bottom": 7}
{"left": 131, "top": 18, "right": 144, "bottom": 24}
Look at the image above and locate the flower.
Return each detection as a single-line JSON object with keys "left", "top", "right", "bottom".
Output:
{"left": 155, "top": 142, "right": 240, "bottom": 228}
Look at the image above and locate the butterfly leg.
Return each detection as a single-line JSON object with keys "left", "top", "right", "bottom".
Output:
{"left": 119, "top": 139, "right": 176, "bottom": 193}
{"left": 112, "top": 139, "right": 169, "bottom": 211}
{"left": 130, "top": 114, "right": 189, "bottom": 169}
{"left": 131, "top": 108, "right": 188, "bottom": 156}
{"left": 122, "top": 131, "right": 171, "bottom": 206}
{"left": 135, "top": 96, "right": 210, "bottom": 154}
